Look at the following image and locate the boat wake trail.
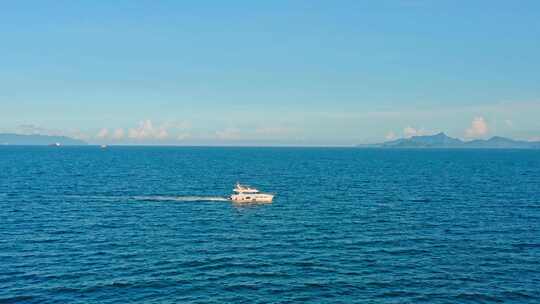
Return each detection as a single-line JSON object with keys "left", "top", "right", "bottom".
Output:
{"left": 133, "top": 195, "right": 230, "bottom": 202}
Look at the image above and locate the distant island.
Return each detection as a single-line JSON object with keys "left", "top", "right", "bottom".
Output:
{"left": 0, "top": 133, "right": 87, "bottom": 146}
{"left": 361, "top": 132, "right": 540, "bottom": 149}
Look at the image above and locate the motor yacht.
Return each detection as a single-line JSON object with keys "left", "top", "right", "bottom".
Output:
{"left": 230, "top": 183, "right": 274, "bottom": 203}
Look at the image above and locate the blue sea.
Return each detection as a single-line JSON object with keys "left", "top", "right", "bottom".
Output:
{"left": 1, "top": 147, "right": 539, "bottom": 303}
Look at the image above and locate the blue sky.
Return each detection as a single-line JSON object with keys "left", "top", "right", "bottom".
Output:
{"left": 1, "top": 1, "right": 539, "bottom": 145}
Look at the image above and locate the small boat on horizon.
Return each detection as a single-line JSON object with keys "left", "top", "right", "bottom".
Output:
{"left": 230, "top": 183, "right": 274, "bottom": 203}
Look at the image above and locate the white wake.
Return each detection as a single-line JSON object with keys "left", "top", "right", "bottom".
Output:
{"left": 133, "top": 195, "right": 230, "bottom": 202}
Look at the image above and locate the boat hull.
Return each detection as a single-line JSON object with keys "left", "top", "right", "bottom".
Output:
{"left": 230, "top": 193, "right": 274, "bottom": 203}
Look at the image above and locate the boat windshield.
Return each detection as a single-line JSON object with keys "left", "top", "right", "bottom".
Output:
{"left": 234, "top": 184, "right": 260, "bottom": 193}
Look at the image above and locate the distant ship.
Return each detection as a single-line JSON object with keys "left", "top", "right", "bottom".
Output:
{"left": 100, "top": 145, "right": 108, "bottom": 149}
{"left": 49, "top": 142, "right": 61, "bottom": 147}
{"left": 230, "top": 183, "right": 274, "bottom": 203}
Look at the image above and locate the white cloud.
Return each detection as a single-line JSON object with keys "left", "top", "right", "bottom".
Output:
{"left": 177, "top": 133, "right": 191, "bottom": 141}
{"left": 385, "top": 131, "right": 396, "bottom": 140}
{"left": 70, "top": 130, "right": 90, "bottom": 140}
{"left": 96, "top": 128, "right": 109, "bottom": 139}
{"left": 403, "top": 126, "right": 427, "bottom": 138}
{"left": 403, "top": 126, "right": 417, "bottom": 138}
{"left": 111, "top": 128, "right": 125, "bottom": 139}
{"left": 156, "top": 128, "right": 168, "bottom": 139}
{"left": 215, "top": 127, "right": 242, "bottom": 140}
{"left": 465, "top": 116, "right": 489, "bottom": 138}
{"left": 93, "top": 120, "right": 190, "bottom": 142}
{"left": 128, "top": 119, "right": 169, "bottom": 140}
{"left": 16, "top": 124, "right": 62, "bottom": 136}
{"left": 17, "top": 124, "right": 43, "bottom": 135}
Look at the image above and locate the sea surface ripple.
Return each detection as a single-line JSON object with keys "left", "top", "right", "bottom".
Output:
{"left": 1, "top": 147, "right": 539, "bottom": 303}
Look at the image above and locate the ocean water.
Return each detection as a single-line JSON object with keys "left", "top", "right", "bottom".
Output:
{"left": 1, "top": 147, "right": 539, "bottom": 303}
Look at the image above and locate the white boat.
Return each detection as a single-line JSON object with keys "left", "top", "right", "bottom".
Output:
{"left": 230, "top": 183, "right": 274, "bottom": 203}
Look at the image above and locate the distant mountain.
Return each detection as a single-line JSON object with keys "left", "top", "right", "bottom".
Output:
{"left": 362, "top": 132, "right": 540, "bottom": 149}
{"left": 463, "top": 136, "right": 539, "bottom": 148}
{"left": 382, "top": 132, "right": 463, "bottom": 148}
{"left": 0, "top": 133, "right": 87, "bottom": 146}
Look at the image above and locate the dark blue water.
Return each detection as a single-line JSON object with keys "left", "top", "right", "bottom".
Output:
{"left": 1, "top": 147, "right": 539, "bottom": 303}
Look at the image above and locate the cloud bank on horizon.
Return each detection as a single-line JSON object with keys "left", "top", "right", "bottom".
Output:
{"left": 6, "top": 107, "right": 538, "bottom": 145}
{"left": 1, "top": 2, "right": 539, "bottom": 145}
